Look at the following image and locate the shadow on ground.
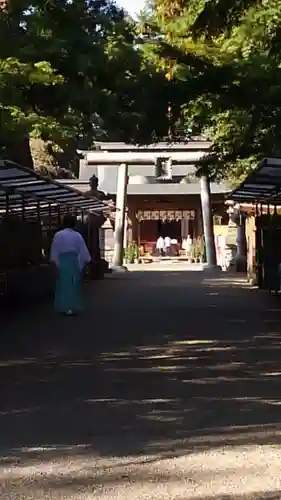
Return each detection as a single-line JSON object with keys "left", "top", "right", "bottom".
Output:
{"left": 1, "top": 271, "right": 281, "bottom": 498}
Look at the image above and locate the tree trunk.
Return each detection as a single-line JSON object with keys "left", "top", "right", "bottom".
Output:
{"left": 4, "top": 135, "right": 34, "bottom": 169}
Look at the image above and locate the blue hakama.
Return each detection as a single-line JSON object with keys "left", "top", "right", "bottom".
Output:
{"left": 54, "top": 251, "right": 83, "bottom": 314}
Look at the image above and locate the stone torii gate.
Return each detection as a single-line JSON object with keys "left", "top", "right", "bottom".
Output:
{"left": 84, "top": 150, "right": 217, "bottom": 269}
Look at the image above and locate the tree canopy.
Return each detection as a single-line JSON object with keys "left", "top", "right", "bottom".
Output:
{"left": 0, "top": 0, "right": 172, "bottom": 174}
{"left": 140, "top": 0, "right": 281, "bottom": 182}
{"left": 3, "top": 0, "right": 280, "bottom": 182}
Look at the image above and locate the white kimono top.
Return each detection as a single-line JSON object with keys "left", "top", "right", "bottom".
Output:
{"left": 156, "top": 237, "right": 164, "bottom": 249}
{"left": 50, "top": 228, "right": 91, "bottom": 271}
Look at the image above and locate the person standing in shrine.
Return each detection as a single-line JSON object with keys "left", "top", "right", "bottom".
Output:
{"left": 50, "top": 214, "right": 91, "bottom": 315}
{"left": 164, "top": 235, "right": 171, "bottom": 256}
{"left": 156, "top": 235, "right": 164, "bottom": 256}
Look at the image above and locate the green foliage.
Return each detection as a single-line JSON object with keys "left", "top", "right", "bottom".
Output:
{"left": 0, "top": 57, "right": 62, "bottom": 138}
{"left": 191, "top": 236, "right": 205, "bottom": 260}
{"left": 141, "top": 0, "right": 281, "bottom": 183}
{"left": 125, "top": 241, "right": 140, "bottom": 262}
{"left": 0, "top": 0, "right": 171, "bottom": 172}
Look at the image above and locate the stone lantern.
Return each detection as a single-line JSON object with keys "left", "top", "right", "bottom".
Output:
{"left": 83, "top": 174, "right": 112, "bottom": 278}
{"left": 225, "top": 201, "right": 247, "bottom": 272}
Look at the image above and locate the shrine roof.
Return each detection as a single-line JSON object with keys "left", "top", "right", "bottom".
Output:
{"left": 95, "top": 140, "right": 212, "bottom": 151}
{"left": 78, "top": 139, "right": 212, "bottom": 155}
{"left": 61, "top": 179, "right": 230, "bottom": 196}
{"left": 0, "top": 160, "right": 113, "bottom": 217}
{"left": 229, "top": 158, "right": 281, "bottom": 204}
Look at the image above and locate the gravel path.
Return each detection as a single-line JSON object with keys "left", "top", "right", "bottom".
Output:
{"left": 1, "top": 269, "right": 281, "bottom": 499}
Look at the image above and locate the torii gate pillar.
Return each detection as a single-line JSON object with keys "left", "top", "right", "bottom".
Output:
{"left": 112, "top": 163, "right": 128, "bottom": 269}
{"left": 200, "top": 174, "right": 217, "bottom": 267}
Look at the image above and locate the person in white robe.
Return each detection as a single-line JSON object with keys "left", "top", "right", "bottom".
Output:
{"left": 156, "top": 235, "right": 164, "bottom": 256}
{"left": 50, "top": 214, "right": 91, "bottom": 315}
